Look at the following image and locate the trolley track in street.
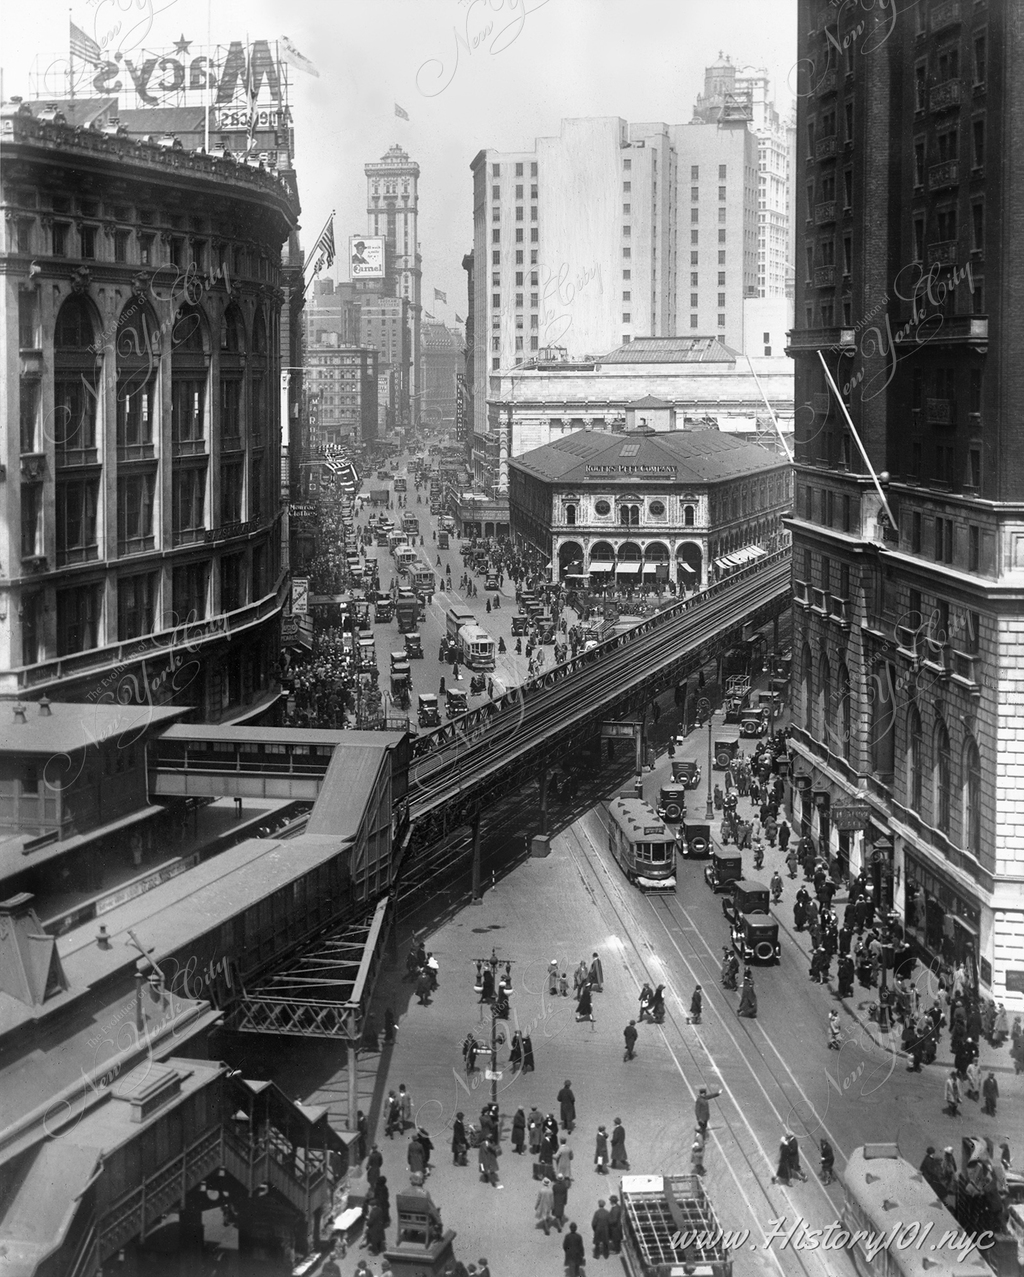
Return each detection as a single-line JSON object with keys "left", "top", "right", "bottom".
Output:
{"left": 563, "top": 806, "right": 853, "bottom": 1277}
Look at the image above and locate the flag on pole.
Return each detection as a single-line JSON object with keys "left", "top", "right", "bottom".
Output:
{"left": 455, "top": 314, "right": 465, "bottom": 323}
{"left": 280, "top": 35, "right": 319, "bottom": 76}
{"left": 245, "top": 48, "right": 259, "bottom": 154}
{"left": 424, "top": 311, "right": 435, "bottom": 320}
{"left": 70, "top": 20, "right": 103, "bottom": 65}
{"left": 395, "top": 103, "right": 409, "bottom": 121}
{"left": 434, "top": 288, "right": 447, "bottom": 304}
{"left": 310, "top": 215, "right": 336, "bottom": 270}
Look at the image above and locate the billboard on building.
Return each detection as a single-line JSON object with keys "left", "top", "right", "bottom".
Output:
{"left": 350, "top": 237, "right": 386, "bottom": 279}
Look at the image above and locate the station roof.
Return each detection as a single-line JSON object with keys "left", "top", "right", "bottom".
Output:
{"left": 509, "top": 429, "right": 786, "bottom": 487}
{"left": 305, "top": 736, "right": 404, "bottom": 837}
{"left": 0, "top": 701, "right": 186, "bottom": 755}
{"left": 601, "top": 336, "right": 739, "bottom": 364}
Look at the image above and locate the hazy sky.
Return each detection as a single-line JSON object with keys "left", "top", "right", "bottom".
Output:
{"left": 3, "top": 0, "right": 798, "bottom": 321}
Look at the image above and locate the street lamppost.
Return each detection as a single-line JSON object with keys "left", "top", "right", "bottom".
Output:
{"left": 473, "top": 949, "right": 514, "bottom": 1105}
{"left": 696, "top": 694, "right": 714, "bottom": 821}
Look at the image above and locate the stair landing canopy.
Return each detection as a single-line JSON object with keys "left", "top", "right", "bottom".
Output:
{"left": 0, "top": 892, "right": 67, "bottom": 1006}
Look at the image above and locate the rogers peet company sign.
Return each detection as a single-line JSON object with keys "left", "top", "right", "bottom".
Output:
{"left": 585, "top": 464, "right": 677, "bottom": 475}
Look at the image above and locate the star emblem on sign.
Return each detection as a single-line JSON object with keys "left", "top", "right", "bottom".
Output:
{"left": 173, "top": 34, "right": 191, "bottom": 55}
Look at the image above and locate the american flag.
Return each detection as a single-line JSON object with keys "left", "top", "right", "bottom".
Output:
{"left": 395, "top": 103, "right": 409, "bottom": 121}
{"left": 310, "top": 216, "right": 335, "bottom": 270}
{"left": 434, "top": 288, "right": 447, "bottom": 304}
{"left": 70, "top": 20, "right": 103, "bottom": 65}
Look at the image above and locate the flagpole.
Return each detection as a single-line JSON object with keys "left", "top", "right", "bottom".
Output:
{"left": 204, "top": 0, "right": 211, "bottom": 152}
{"left": 301, "top": 210, "right": 336, "bottom": 280}
{"left": 68, "top": 9, "right": 75, "bottom": 101}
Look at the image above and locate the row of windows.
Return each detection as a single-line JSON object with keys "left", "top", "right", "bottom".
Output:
{"left": 18, "top": 544, "right": 271, "bottom": 663}
{"left": 492, "top": 162, "right": 539, "bottom": 177}
{"left": 798, "top": 645, "right": 982, "bottom": 859}
{"left": 491, "top": 228, "right": 539, "bottom": 244}
{"left": 9, "top": 219, "right": 274, "bottom": 280}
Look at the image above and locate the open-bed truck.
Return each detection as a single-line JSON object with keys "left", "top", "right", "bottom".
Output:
{"left": 620, "top": 1174, "right": 733, "bottom": 1277}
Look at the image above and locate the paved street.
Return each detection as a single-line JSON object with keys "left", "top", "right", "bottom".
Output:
{"left": 259, "top": 698, "right": 1024, "bottom": 1277}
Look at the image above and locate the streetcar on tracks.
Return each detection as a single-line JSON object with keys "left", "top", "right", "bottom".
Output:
{"left": 841, "top": 1145, "right": 994, "bottom": 1277}
{"left": 606, "top": 796, "right": 678, "bottom": 891}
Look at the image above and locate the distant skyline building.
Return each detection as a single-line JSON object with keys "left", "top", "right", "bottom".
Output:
{"left": 469, "top": 114, "right": 759, "bottom": 447}
{"left": 692, "top": 53, "right": 797, "bottom": 299}
{"left": 364, "top": 144, "right": 422, "bottom": 427}
{"left": 420, "top": 320, "right": 464, "bottom": 425}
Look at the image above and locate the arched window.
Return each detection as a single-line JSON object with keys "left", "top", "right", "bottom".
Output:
{"left": 837, "top": 662, "right": 851, "bottom": 760}
{"left": 619, "top": 503, "right": 639, "bottom": 527}
{"left": 220, "top": 303, "right": 245, "bottom": 446}
{"left": 962, "top": 734, "right": 981, "bottom": 858}
{"left": 818, "top": 652, "right": 831, "bottom": 742}
{"left": 933, "top": 717, "right": 951, "bottom": 833}
{"left": 53, "top": 295, "right": 98, "bottom": 453}
{"left": 801, "top": 641, "right": 814, "bottom": 733}
{"left": 115, "top": 298, "right": 159, "bottom": 453}
{"left": 565, "top": 504, "right": 577, "bottom": 526}
{"left": 251, "top": 307, "right": 268, "bottom": 447}
{"left": 171, "top": 305, "right": 208, "bottom": 447}
{"left": 684, "top": 505, "right": 695, "bottom": 526}
{"left": 871, "top": 661, "right": 896, "bottom": 779}
{"left": 907, "top": 704, "right": 924, "bottom": 812}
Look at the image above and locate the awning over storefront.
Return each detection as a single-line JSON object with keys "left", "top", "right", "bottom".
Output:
{"left": 677, "top": 563, "right": 697, "bottom": 575}
{"left": 588, "top": 561, "right": 614, "bottom": 572}
{"left": 616, "top": 562, "right": 642, "bottom": 574}
{"left": 642, "top": 563, "right": 659, "bottom": 573}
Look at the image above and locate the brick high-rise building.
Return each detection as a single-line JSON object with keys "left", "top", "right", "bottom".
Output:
{"left": 788, "top": 0, "right": 1022, "bottom": 1008}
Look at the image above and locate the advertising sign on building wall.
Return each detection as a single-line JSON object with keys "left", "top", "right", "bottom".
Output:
{"left": 350, "top": 237, "right": 386, "bottom": 279}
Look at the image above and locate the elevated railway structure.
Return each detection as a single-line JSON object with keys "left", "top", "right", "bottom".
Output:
{"left": 403, "top": 550, "right": 791, "bottom": 846}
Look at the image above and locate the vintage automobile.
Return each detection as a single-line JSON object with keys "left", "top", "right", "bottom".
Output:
{"left": 417, "top": 693, "right": 440, "bottom": 727}
{"left": 485, "top": 572, "right": 500, "bottom": 590}
{"left": 536, "top": 613, "right": 556, "bottom": 642}
{"left": 518, "top": 590, "right": 539, "bottom": 615}
{"left": 656, "top": 784, "right": 688, "bottom": 824}
{"left": 704, "top": 849, "right": 743, "bottom": 892}
{"left": 680, "top": 822, "right": 712, "bottom": 857}
{"left": 404, "top": 631, "right": 423, "bottom": 659}
{"left": 390, "top": 669, "right": 411, "bottom": 708}
{"left": 723, "top": 675, "right": 751, "bottom": 722}
{"left": 374, "top": 593, "right": 393, "bottom": 623}
{"left": 438, "top": 531, "right": 449, "bottom": 549}
{"left": 732, "top": 912, "right": 781, "bottom": 965}
{"left": 671, "top": 759, "right": 702, "bottom": 789}
{"left": 722, "top": 878, "right": 771, "bottom": 928}
{"left": 714, "top": 739, "right": 740, "bottom": 770}
{"left": 739, "top": 710, "right": 766, "bottom": 738}
{"left": 511, "top": 615, "right": 529, "bottom": 636}
{"left": 446, "top": 688, "right": 468, "bottom": 718}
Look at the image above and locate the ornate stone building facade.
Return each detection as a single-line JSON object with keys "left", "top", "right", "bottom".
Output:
{"left": 1, "top": 102, "right": 301, "bottom": 720}
{"left": 509, "top": 428, "right": 791, "bottom": 591}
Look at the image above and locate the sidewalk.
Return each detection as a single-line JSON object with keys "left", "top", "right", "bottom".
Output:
{"left": 324, "top": 834, "right": 733, "bottom": 1277}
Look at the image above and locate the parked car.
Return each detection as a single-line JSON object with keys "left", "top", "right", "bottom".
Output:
{"left": 714, "top": 739, "right": 740, "bottom": 770}
{"left": 672, "top": 759, "right": 702, "bottom": 789}
{"left": 704, "top": 849, "right": 743, "bottom": 892}
{"left": 722, "top": 879, "right": 771, "bottom": 928}
{"left": 485, "top": 572, "right": 499, "bottom": 590}
{"left": 404, "top": 631, "right": 423, "bottom": 659}
{"left": 681, "top": 822, "right": 712, "bottom": 858}
{"left": 511, "top": 616, "right": 529, "bottom": 636}
{"left": 740, "top": 710, "right": 766, "bottom": 738}
{"left": 657, "top": 785, "right": 688, "bottom": 824}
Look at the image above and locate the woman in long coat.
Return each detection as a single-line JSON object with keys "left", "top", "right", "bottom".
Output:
{"left": 738, "top": 968, "right": 757, "bottom": 1018}
{"left": 407, "top": 1134, "right": 426, "bottom": 1177}
{"left": 589, "top": 952, "right": 604, "bottom": 991}
{"left": 576, "top": 985, "right": 594, "bottom": 1021}
{"left": 521, "top": 1034, "right": 536, "bottom": 1072}
{"left": 528, "top": 1107, "right": 543, "bottom": 1155}
{"left": 534, "top": 1178, "right": 555, "bottom": 1234}
{"left": 651, "top": 985, "right": 666, "bottom": 1023}
{"left": 509, "top": 1032, "right": 523, "bottom": 1072}
{"left": 479, "top": 1138, "right": 501, "bottom": 1187}
{"left": 610, "top": 1119, "right": 628, "bottom": 1169}
{"left": 452, "top": 1112, "right": 468, "bottom": 1165}
{"left": 511, "top": 1107, "right": 526, "bottom": 1154}
{"left": 364, "top": 1201, "right": 386, "bottom": 1254}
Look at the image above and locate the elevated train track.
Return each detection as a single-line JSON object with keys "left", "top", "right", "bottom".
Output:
{"left": 404, "top": 551, "right": 791, "bottom": 843}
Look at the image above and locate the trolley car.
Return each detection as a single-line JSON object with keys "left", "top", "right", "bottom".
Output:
{"left": 842, "top": 1145, "right": 993, "bottom": 1277}
{"left": 606, "top": 796, "right": 678, "bottom": 891}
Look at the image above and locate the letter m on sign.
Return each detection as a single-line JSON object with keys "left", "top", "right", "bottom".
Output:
{"left": 216, "top": 40, "right": 281, "bottom": 105}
